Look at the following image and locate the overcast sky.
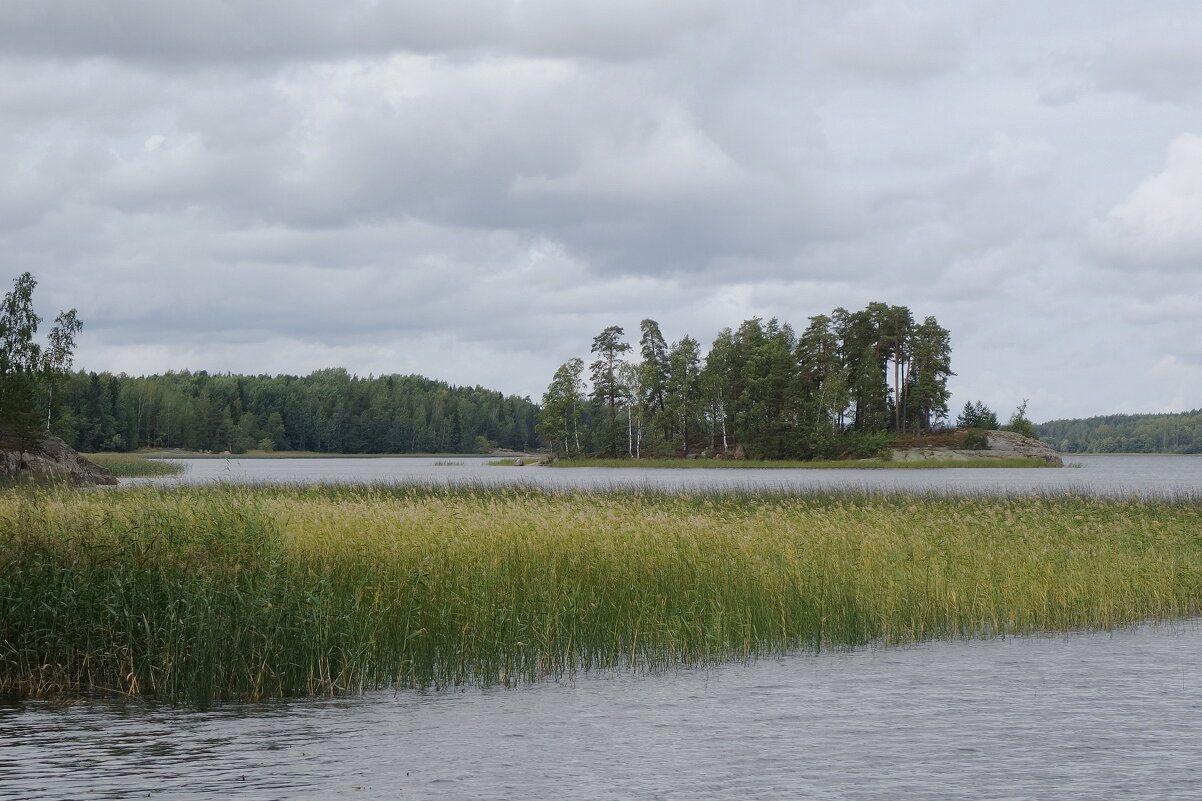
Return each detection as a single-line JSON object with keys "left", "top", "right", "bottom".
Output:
{"left": 2, "top": 1, "right": 1200, "bottom": 421}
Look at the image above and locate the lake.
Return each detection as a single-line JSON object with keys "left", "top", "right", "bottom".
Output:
{"left": 8, "top": 454, "right": 1202, "bottom": 799}
{"left": 131, "top": 452, "right": 1202, "bottom": 497}
{"left": 5, "top": 623, "right": 1200, "bottom": 800}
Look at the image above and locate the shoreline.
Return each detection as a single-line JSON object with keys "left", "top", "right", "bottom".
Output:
{"left": 544, "top": 456, "right": 1060, "bottom": 469}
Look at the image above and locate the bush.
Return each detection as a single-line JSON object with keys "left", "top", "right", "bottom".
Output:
{"left": 960, "top": 428, "right": 990, "bottom": 450}
{"left": 957, "top": 401, "right": 999, "bottom": 430}
{"left": 1004, "top": 399, "right": 1038, "bottom": 440}
{"left": 843, "top": 430, "right": 897, "bottom": 459}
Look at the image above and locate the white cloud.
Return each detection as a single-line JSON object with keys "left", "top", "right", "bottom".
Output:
{"left": 1094, "top": 134, "right": 1202, "bottom": 271}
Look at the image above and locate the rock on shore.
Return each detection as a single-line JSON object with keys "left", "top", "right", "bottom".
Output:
{"left": 0, "top": 436, "right": 118, "bottom": 485}
{"left": 891, "top": 429, "right": 1064, "bottom": 466}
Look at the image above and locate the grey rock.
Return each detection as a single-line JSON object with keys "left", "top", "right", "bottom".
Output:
{"left": 982, "top": 430, "right": 1065, "bottom": 465}
{"left": 0, "top": 436, "right": 118, "bottom": 485}
{"left": 890, "top": 430, "right": 1064, "bottom": 466}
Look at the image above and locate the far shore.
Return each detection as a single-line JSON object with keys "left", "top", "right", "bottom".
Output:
{"left": 126, "top": 450, "right": 1059, "bottom": 469}
{"left": 535, "top": 456, "right": 1060, "bottom": 469}
{"left": 136, "top": 449, "right": 536, "bottom": 460}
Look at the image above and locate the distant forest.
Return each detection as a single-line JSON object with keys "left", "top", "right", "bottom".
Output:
{"left": 1037, "top": 410, "right": 1202, "bottom": 454}
{"left": 50, "top": 369, "right": 539, "bottom": 454}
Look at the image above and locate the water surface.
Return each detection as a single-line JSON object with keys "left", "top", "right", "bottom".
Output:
{"left": 4, "top": 623, "right": 1199, "bottom": 800}
{"left": 132, "top": 453, "right": 1202, "bottom": 497}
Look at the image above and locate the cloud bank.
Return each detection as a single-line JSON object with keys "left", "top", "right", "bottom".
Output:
{"left": 1, "top": 0, "right": 1199, "bottom": 420}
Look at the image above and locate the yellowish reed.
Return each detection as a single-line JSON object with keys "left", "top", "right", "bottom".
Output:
{"left": 1, "top": 484, "right": 1199, "bottom": 705}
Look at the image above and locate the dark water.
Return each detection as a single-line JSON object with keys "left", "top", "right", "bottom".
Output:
{"left": 11, "top": 455, "right": 1202, "bottom": 799}
{"left": 4, "top": 623, "right": 1200, "bottom": 800}
{"left": 132, "top": 453, "right": 1202, "bottom": 497}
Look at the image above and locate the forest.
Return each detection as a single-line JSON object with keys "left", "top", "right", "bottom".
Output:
{"left": 538, "top": 302, "right": 953, "bottom": 461}
{"left": 1037, "top": 410, "right": 1202, "bottom": 454}
{"left": 49, "top": 369, "right": 539, "bottom": 454}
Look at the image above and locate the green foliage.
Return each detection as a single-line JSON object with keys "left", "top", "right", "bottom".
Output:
{"left": 1036, "top": 411, "right": 1202, "bottom": 454}
{"left": 53, "top": 370, "right": 538, "bottom": 454}
{"left": 589, "top": 326, "right": 632, "bottom": 456}
{"left": 551, "top": 304, "right": 952, "bottom": 462}
{"left": 638, "top": 318, "right": 670, "bottom": 439}
{"left": 960, "top": 428, "right": 990, "bottom": 450}
{"left": 537, "top": 358, "right": 586, "bottom": 457}
{"left": 842, "top": 429, "right": 897, "bottom": 458}
{"left": 1003, "top": 399, "right": 1038, "bottom": 440}
{"left": 0, "top": 273, "right": 82, "bottom": 447}
{"left": 3, "top": 485, "right": 1200, "bottom": 704}
{"left": 957, "top": 401, "right": 999, "bottom": 430}
{"left": 663, "top": 335, "right": 701, "bottom": 454}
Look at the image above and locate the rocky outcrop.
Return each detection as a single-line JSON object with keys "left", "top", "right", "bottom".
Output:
{"left": 980, "top": 430, "right": 1064, "bottom": 465}
{"left": 891, "top": 429, "right": 1064, "bottom": 466}
{"left": 0, "top": 436, "right": 118, "bottom": 485}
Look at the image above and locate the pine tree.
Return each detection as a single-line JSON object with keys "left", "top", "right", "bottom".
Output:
{"left": 589, "top": 326, "right": 631, "bottom": 456}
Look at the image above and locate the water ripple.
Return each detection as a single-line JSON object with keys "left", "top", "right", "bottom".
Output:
{"left": 4, "top": 623, "right": 1201, "bottom": 800}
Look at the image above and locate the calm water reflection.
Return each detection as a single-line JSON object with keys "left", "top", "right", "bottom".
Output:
{"left": 129, "top": 453, "right": 1202, "bottom": 497}
{"left": 4, "top": 623, "right": 1200, "bottom": 800}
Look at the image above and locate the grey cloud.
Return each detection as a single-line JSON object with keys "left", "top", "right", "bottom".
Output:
{"left": 1094, "top": 31, "right": 1202, "bottom": 103}
{"left": 813, "top": 2, "right": 963, "bottom": 85}
{"left": 0, "top": 1, "right": 505, "bottom": 63}
{"left": 0, "top": 0, "right": 725, "bottom": 65}
{"left": 3, "top": 1, "right": 1202, "bottom": 417}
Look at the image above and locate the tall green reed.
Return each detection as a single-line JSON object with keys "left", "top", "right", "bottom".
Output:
{"left": 1, "top": 484, "right": 1200, "bottom": 706}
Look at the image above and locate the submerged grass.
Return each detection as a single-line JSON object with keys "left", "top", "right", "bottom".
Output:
{"left": 82, "top": 453, "right": 187, "bottom": 477}
{"left": 1, "top": 483, "right": 1200, "bottom": 705}
{"left": 551, "top": 457, "right": 1058, "bottom": 469}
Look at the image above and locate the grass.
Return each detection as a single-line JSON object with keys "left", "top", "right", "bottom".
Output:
{"left": 1, "top": 483, "right": 1199, "bottom": 706}
{"left": 489, "top": 457, "right": 543, "bottom": 466}
{"left": 81, "top": 453, "right": 187, "bottom": 477}
{"left": 550, "top": 457, "right": 1059, "bottom": 469}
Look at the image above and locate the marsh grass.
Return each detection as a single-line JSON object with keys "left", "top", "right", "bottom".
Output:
{"left": 82, "top": 453, "right": 187, "bottom": 477}
{"left": 552, "top": 457, "right": 1058, "bottom": 469}
{"left": 2, "top": 484, "right": 1200, "bottom": 705}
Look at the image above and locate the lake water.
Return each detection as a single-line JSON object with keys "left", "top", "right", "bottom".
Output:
{"left": 9, "top": 454, "right": 1202, "bottom": 799}
{"left": 5, "top": 623, "right": 1201, "bottom": 800}
{"left": 131, "top": 452, "right": 1202, "bottom": 497}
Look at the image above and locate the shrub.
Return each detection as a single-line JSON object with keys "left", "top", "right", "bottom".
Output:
{"left": 960, "top": 428, "right": 990, "bottom": 450}
{"left": 843, "top": 430, "right": 897, "bottom": 458}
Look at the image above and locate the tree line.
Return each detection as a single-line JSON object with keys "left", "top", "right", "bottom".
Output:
{"left": 537, "top": 303, "right": 953, "bottom": 460}
{"left": 50, "top": 369, "right": 539, "bottom": 454}
{"left": 1037, "top": 410, "right": 1202, "bottom": 454}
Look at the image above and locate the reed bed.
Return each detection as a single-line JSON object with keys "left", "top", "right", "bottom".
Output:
{"left": 1, "top": 484, "right": 1199, "bottom": 706}
{"left": 82, "top": 453, "right": 187, "bottom": 477}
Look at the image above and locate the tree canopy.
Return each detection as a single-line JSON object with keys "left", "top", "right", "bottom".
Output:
{"left": 1037, "top": 410, "right": 1202, "bottom": 453}
{"left": 50, "top": 369, "right": 538, "bottom": 454}
{"left": 0, "top": 273, "right": 81, "bottom": 447}
{"left": 537, "top": 302, "right": 954, "bottom": 460}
